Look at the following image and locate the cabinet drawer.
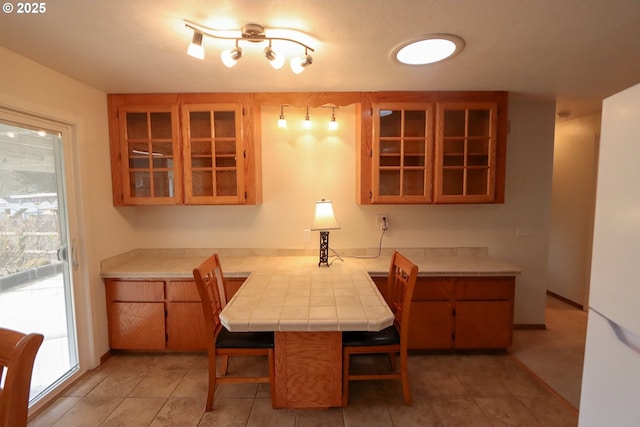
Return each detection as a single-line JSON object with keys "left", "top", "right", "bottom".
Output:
{"left": 166, "top": 280, "right": 200, "bottom": 301}
{"left": 106, "top": 280, "right": 164, "bottom": 302}
{"left": 413, "top": 278, "right": 454, "bottom": 301}
{"left": 455, "top": 277, "right": 515, "bottom": 300}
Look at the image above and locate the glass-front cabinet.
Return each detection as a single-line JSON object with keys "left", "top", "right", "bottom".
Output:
{"left": 116, "top": 103, "right": 182, "bottom": 205}
{"left": 108, "top": 94, "right": 259, "bottom": 206}
{"left": 361, "top": 92, "right": 507, "bottom": 205}
{"left": 372, "top": 103, "right": 433, "bottom": 203}
{"left": 182, "top": 104, "right": 244, "bottom": 204}
{"left": 435, "top": 102, "right": 498, "bottom": 203}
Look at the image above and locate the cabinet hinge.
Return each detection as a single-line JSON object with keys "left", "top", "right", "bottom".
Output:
{"left": 165, "top": 333, "right": 169, "bottom": 343}
{"left": 369, "top": 191, "right": 373, "bottom": 200}
{"left": 369, "top": 149, "right": 373, "bottom": 158}
{"left": 452, "top": 308, "right": 456, "bottom": 316}
{"left": 244, "top": 191, "right": 248, "bottom": 200}
{"left": 452, "top": 333, "right": 456, "bottom": 341}
{"left": 242, "top": 107, "right": 246, "bottom": 116}
{"left": 243, "top": 150, "right": 247, "bottom": 159}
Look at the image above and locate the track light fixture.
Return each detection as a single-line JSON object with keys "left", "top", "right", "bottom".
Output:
{"left": 278, "top": 105, "right": 287, "bottom": 128}
{"left": 329, "top": 108, "right": 338, "bottom": 130}
{"left": 185, "top": 20, "right": 315, "bottom": 73}
{"left": 303, "top": 107, "right": 312, "bottom": 129}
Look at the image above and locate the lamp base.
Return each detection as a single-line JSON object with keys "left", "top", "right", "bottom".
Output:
{"left": 318, "top": 231, "right": 330, "bottom": 267}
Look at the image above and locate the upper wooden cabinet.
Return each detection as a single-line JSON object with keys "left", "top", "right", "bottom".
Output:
{"left": 108, "top": 93, "right": 261, "bottom": 206}
{"left": 359, "top": 91, "right": 508, "bottom": 204}
{"left": 371, "top": 103, "right": 434, "bottom": 203}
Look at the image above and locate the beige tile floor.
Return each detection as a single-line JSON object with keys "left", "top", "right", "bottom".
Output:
{"left": 29, "top": 296, "right": 584, "bottom": 427}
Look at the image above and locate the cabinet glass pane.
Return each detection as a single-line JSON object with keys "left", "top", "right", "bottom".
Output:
{"left": 443, "top": 155, "right": 464, "bottom": 167}
{"left": 213, "top": 111, "right": 236, "bottom": 138}
{"left": 149, "top": 112, "right": 172, "bottom": 139}
{"left": 191, "top": 158, "right": 212, "bottom": 168}
{"left": 216, "top": 140, "right": 237, "bottom": 156}
{"left": 467, "top": 169, "right": 488, "bottom": 195}
{"left": 468, "top": 110, "right": 490, "bottom": 136}
{"left": 404, "top": 111, "right": 426, "bottom": 137}
{"left": 153, "top": 171, "right": 172, "bottom": 197}
{"left": 443, "top": 110, "right": 466, "bottom": 137}
{"left": 404, "top": 140, "right": 425, "bottom": 166}
{"left": 128, "top": 142, "right": 150, "bottom": 169}
{"left": 192, "top": 171, "right": 213, "bottom": 197}
{"left": 380, "top": 140, "right": 401, "bottom": 167}
{"left": 129, "top": 171, "right": 150, "bottom": 197}
{"left": 191, "top": 140, "right": 212, "bottom": 156}
{"left": 216, "top": 156, "right": 236, "bottom": 168}
{"left": 379, "top": 170, "right": 400, "bottom": 196}
{"left": 152, "top": 141, "right": 174, "bottom": 157}
{"left": 403, "top": 170, "right": 425, "bottom": 195}
{"left": 152, "top": 157, "right": 172, "bottom": 169}
{"left": 442, "top": 169, "right": 463, "bottom": 195}
{"left": 189, "top": 111, "right": 212, "bottom": 138}
{"left": 379, "top": 110, "right": 401, "bottom": 137}
{"left": 126, "top": 113, "right": 148, "bottom": 139}
{"left": 216, "top": 171, "right": 237, "bottom": 196}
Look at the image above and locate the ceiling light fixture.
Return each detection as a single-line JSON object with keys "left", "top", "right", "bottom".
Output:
{"left": 392, "top": 33, "right": 464, "bottom": 65}
{"left": 184, "top": 20, "right": 315, "bottom": 73}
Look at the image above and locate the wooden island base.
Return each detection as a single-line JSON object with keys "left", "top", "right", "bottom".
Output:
{"left": 274, "top": 331, "right": 342, "bottom": 409}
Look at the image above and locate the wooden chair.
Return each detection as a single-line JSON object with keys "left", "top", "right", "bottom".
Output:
{"left": 0, "top": 327, "right": 44, "bottom": 427}
{"left": 193, "top": 254, "right": 275, "bottom": 411}
{"left": 342, "top": 251, "right": 418, "bottom": 406}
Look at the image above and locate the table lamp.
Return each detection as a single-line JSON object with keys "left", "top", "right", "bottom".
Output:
{"left": 311, "top": 199, "right": 340, "bottom": 267}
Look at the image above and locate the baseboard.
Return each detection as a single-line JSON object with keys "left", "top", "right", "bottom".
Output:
{"left": 513, "top": 324, "right": 547, "bottom": 330}
{"left": 100, "top": 348, "right": 114, "bottom": 364}
{"left": 546, "top": 290, "right": 584, "bottom": 310}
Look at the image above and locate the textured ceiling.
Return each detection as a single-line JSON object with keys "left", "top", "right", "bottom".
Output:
{"left": 2, "top": 0, "right": 640, "bottom": 119}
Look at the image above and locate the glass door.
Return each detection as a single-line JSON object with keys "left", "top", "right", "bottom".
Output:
{"left": 0, "top": 115, "right": 79, "bottom": 404}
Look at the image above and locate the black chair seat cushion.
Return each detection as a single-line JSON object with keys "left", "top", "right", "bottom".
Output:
{"left": 343, "top": 325, "right": 400, "bottom": 347}
{"left": 215, "top": 329, "right": 274, "bottom": 349}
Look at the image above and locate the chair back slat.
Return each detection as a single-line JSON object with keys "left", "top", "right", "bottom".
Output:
{"left": 193, "top": 254, "right": 227, "bottom": 343}
{"left": 387, "top": 252, "right": 418, "bottom": 346}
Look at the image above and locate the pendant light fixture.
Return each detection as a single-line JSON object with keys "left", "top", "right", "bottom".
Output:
{"left": 185, "top": 20, "right": 315, "bottom": 73}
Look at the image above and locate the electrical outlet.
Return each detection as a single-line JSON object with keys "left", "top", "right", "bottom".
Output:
{"left": 375, "top": 214, "right": 390, "bottom": 231}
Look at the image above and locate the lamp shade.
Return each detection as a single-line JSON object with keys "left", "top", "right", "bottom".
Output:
{"left": 311, "top": 199, "right": 340, "bottom": 231}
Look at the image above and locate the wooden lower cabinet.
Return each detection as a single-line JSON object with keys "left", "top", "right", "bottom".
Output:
{"left": 105, "top": 277, "right": 245, "bottom": 351}
{"left": 374, "top": 275, "right": 515, "bottom": 350}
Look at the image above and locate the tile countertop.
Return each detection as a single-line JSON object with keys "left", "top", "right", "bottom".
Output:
{"left": 100, "top": 247, "right": 522, "bottom": 279}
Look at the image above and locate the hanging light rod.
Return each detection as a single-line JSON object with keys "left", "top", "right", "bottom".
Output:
{"left": 184, "top": 20, "right": 315, "bottom": 72}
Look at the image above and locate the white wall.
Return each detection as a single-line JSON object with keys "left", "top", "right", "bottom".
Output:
{"left": 1, "top": 47, "right": 556, "bottom": 363}
{"left": 548, "top": 114, "right": 600, "bottom": 306}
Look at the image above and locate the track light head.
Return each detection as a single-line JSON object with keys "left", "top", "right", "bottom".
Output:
{"left": 264, "top": 43, "right": 285, "bottom": 69}
{"left": 187, "top": 31, "right": 205, "bottom": 60}
{"left": 221, "top": 44, "right": 243, "bottom": 68}
{"left": 291, "top": 53, "right": 313, "bottom": 74}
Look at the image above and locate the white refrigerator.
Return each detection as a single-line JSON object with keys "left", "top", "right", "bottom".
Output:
{"left": 579, "top": 82, "right": 640, "bottom": 427}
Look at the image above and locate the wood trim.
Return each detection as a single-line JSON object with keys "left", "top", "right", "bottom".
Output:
{"left": 546, "top": 290, "right": 584, "bottom": 310}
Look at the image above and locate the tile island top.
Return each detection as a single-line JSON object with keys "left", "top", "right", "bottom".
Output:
{"left": 100, "top": 247, "right": 522, "bottom": 279}
{"left": 219, "top": 258, "right": 395, "bottom": 332}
